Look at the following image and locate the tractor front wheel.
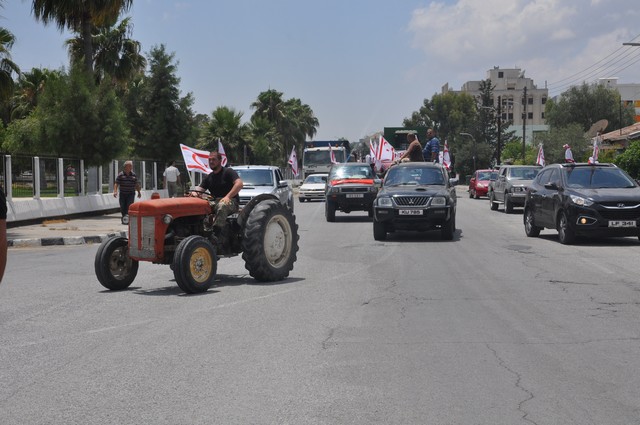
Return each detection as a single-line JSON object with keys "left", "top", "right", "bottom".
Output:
{"left": 95, "top": 236, "right": 138, "bottom": 290}
{"left": 173, "top": 236, "right": 217, "bottom": 293}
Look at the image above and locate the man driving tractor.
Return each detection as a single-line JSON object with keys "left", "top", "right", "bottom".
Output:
{"left": 189, "top": 151, "right": 244, "bottom": 248}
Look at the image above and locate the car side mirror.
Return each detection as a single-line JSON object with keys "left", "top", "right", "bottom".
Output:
{"left": 278, "top": 180, "right": 288, "bottom": 188}
{"left": 544, "top": 182, "right": 559, "bottom": 190}
{"left": 449, "top": 177, "right": 459, "bottom": 185}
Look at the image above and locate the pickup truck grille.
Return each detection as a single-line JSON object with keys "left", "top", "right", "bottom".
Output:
{"left": 341, "top": 187, "right": 369, "bottom": 193}
{"left": 394, "top": 196, "right": 430, "bottom": 207}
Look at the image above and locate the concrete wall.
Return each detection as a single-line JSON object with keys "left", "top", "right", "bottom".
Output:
{"left": 7, "top": 190, "right": 167, "bottom": 223}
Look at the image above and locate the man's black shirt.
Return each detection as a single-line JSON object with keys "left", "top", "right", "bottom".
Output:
{"left": 199, "top": 167, "right": 240, "bottom": 201}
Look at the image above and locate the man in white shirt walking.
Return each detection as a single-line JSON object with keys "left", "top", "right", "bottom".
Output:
{"left": 163, "top": 161, "right": 181, "bottom": 197}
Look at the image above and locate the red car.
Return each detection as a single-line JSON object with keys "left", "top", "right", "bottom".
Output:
{"left": 469, "top": 169, "right": 496, "bottom": 199}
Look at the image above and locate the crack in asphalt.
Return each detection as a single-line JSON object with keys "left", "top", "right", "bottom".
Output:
{"left": 486, "top": 343, "right": 538, "bottom": 425}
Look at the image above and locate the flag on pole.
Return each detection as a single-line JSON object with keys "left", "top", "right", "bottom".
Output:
{"left": 288, "top": 147, "right": 299, "bottom": 177}
{"left": 441, "top": 139, "right": 451, "bottom": 170}
{"left": 536, "top": 144, "right": 545, "bottom": 166}
{"left": 180, "top": 144, "right": 212, "bottom": 174}
{"left": 329, "top": 143, "right": 338, "bottom": 164}
{"left": 217, "top": 140, "right": 228, "bottom": 166}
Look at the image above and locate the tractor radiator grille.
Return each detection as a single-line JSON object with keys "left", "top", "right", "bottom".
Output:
{"left": 129, "top": 216, "right": 156, "bottom": 259}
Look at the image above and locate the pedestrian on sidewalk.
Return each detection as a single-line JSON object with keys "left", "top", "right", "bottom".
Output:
{"left": 113, "top": 160, "right": 141, "bottom": 224}
{"left": 163, "top": 160, "right": 181, "bottom": 198}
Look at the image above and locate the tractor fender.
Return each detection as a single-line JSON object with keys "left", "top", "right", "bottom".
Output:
{"left": 237, "top": 193, "right": 280, "bottom": 228}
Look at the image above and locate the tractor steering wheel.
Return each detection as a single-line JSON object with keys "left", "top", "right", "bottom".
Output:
{"left": 188, "top": 187, "right": 214, "bottom": 201}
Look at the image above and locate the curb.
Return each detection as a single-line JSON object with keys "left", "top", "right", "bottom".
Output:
{"left": 8, "top": 232, "right": 127, "bottom": 249}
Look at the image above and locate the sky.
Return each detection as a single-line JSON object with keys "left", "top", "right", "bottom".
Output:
{"left": 3, "top": 0, "right": 640, "bottom": 145}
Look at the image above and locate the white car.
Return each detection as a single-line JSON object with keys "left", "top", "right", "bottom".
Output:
{"left": 234, "top": 165, "right": 294, "bottom": 213}
{"left": 298, "top": 173, "right": 328, "bottom": 202}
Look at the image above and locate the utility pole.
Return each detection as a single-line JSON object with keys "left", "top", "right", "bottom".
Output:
{"left": 522, "top": 86, "right": 527, "bottom": 162}
{"left": 497, "top": 95, "right": 502, "bottom": 165}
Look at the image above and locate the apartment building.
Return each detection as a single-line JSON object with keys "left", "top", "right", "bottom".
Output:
{"left": 597, "top": 77, "right": 640, "bottom": 123}
{"left": 444, "top": 66, "right": 549, "bottom": 141}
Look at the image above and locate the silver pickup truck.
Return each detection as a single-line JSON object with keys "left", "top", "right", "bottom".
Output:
{"left": 489, "top": 165, "right": 541, "bottom": 213}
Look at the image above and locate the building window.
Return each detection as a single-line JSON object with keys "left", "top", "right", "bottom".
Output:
{"left": 528, "top": 112, "right": 533, "bottom": 119}
{"left": 541, "top": 97, "right": 547, "bottom": 104}
{"left": 541, "top": 112, "right": 545, "bottom": 119}
{"left": 528, "top": 97, "right": 533, "bottom": 105}
{"left": 498, "top": 71, "right": 504, "bottom": 78}
{"left": 508, "top": 113, "right": 513, "bottom": 120}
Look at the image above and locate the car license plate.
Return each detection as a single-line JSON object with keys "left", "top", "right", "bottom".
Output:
{"left": 399, "top": 209, "right": 423, "bottom": 215}
{"left": 346, "top": 193, "right": 364, "bottom": 198}
{"left": 608, "top": 220, "right": 636, "bottom": 227}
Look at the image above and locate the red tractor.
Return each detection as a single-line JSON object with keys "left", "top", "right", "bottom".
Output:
{"left": 94, "top": 194, "right": 299, "bottom": 293}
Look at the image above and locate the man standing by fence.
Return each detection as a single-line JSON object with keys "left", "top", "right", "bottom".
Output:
{"left": 163, "top": 160, "right": 181, "bottom": 198}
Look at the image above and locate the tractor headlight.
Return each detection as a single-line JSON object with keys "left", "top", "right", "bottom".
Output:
{"left": 162, "top": 214, "right": 173, "bottom": 225}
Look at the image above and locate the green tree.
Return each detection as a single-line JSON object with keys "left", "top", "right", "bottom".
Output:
{"left": 10, "top": 68, "right": 61, "bottom": 120}
{"left": 4, "top": 66, "right": 130, "bottom": 164}
{"left": 66, "top": 17, "right": 146, "bottom": 87}
{"left": 131, "top": 44, "right": 195, "bottom": 162}
{"left": 532, "top": 123, "right": 589, "bottom": 164}
{"left": 614, "top": 139, "right": 640, "bottom": 179}
{"left": 31, "top": 0, "right": 133, "bottom": 74}
{"left": 545, "top": 83, "right": 635, "bottom": 132}
{"left": 202, "top": 106, "right": 246, "bottom": 164}
{"left": 246, "top": 115, "right": 277, "bottom": 164}
{"left": 251, "top": 89, "right": 318, "bottom": 165}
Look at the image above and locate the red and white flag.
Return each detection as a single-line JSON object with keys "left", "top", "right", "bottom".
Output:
{"left": 536, "top": 144, "right": 545, "bottom": 166}
{"left": 376, "top": 135, "right": 396, "bottom": 162}
{"left": 217, "top": 140, "right": 228, "bottom": 167}
{"left": 329, "top": 144, "right": 338, "bottom": 164}
{"left": 180, "top": 144, "right": 212, "bottom": 174}
{"left": 441, "top": 139, "right": 451, "bottom": 170}
{"left": 369, "top": 139, "right": 377, "bottom": 161}
{"left": 288, "top": 147, "right": 299, "bottom": 177}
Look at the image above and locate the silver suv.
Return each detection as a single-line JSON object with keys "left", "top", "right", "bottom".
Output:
{"left": 234, "top": 165, "right": 294, "bottom": 213}
{"left": 489, "top": 165, "right": 541, "bottom": 213}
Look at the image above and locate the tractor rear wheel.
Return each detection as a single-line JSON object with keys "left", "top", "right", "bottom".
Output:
{"left": 95, "top": 236, "right": 138, "bottom": 290}
{"left": 173, "top": 236, "right": 217, "bottom": 293}
{"left": 242, "top": 199, "right": 299, "bottom": 282}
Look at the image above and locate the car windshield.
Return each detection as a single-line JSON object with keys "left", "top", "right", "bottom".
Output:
{"left": 330, "top": 166, "right": 373, "bottom": 179}
{"left": 304, "top": 175, "right": 325, "bottom": 184}
{"left": 384, "top": 167, "right": 444, "bottom": 186}
{"left": 235, "top": 169, "right": 274, "bottom": 186}
{"left": 564, "top": 167, "right": 637, "bottom": 189}
{"left": 477, "top": 171, "right": 492, "bottom": 180}
{"left": 510, "top": 167, "right": 539, "bottom": 180}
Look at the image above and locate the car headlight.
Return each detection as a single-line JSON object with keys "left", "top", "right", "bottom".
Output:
{"left": 477, "top": 183, "right": 485, "bottom": 188}
{"left": 431, "top": 196, "right": 446, "bottom": 206}
{"left": 511, "top": 186, "right": 525, "bottom": 193}
{"left": 376, "top": 197, "right": 393, "bottom": 207}
{"left": 569, "top": 195, "right": 594, "bottom": 207}
{"left": 328, "top": 186, "right": 339, "bottom": 194}
{"left": 162, "top": 214, "right": 173, "bottom": 225}
{"left": 369, "top": 186, "right": 378, "bottom": 193}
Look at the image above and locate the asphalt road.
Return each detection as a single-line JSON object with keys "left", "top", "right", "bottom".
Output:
{"left": 2, "top": 193, "right": 640, "bottom": 424}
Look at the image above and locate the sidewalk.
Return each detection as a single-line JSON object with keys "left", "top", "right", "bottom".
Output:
{"left": 8, "top": 213, "right": 127, "bottom": 248}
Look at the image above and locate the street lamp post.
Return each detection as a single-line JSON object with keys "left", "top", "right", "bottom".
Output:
{"left": 459, "top": 132, "right": 476, "bottom": 171}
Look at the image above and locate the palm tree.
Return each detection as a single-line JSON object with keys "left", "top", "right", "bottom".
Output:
{"left": 10, "top": 67, "right": 60, "bottom": 119}
{"left": 0, "top": 27, "right": 19, "bottom": 102}
{"left": 31, "top": 0, "right": 133, "bottom": 74}
{"left": 66, "top": 17, "right": 146, "bottom": 87}
{"left": 204, "top": 106, "right": 247, "bottom": 163}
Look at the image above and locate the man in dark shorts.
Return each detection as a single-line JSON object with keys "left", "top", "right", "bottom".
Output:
{"left": 191, "top": 151, "right": 243, "bottom": 248}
